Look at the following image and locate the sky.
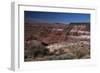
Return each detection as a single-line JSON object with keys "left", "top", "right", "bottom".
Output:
{"left": 24, "top": 11, "right": 90, "bottom": 24}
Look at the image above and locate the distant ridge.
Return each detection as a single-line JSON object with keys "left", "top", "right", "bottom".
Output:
{"left": 70, "top": 22, "right": 90, "bottom": 25}
{"left": 25, "top": 18, "right": 90, "bottom": 25}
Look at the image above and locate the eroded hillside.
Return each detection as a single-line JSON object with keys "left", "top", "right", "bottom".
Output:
{"left": 24, "top": 22, "right": 90, "bottom": 61}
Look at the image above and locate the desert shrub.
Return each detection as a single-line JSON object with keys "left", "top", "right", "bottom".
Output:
{"left": 47, "top": 53, "right": 76, "bottom": 60}
{"left": 58, "top": 53, "right": 76, "bottom": 59}
{"left": 30, "top": 45, "right": 49, "bottom": 58}
{"left": 24, "top": 55, "right": 28, "bottom": 59}
{"left": 81, "top": 54, "right": 90, "bottom": 59}
{"left": 47, "top": 55, "right": 57, "bottom": 60}
{"left": 71, "top": 47, "right": 90, "bottom": 59}
{"left": 24, "top": 39, "right": 50, "bottom": 59}
{"left": 71, "top": 48, "right": 81, "bottom": 58}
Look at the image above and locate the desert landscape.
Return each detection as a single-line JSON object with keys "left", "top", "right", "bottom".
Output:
{"left": 24, "top": 11, "right": 90, "bottom": 62}
{"left": 24, "top": 21, "right": 90, "bottom": 61}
